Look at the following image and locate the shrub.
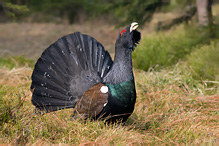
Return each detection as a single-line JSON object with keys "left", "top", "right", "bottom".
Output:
{"left": 132, "top": 25, "right": 209, "bottom": 71}
{"left": 186, "top": 40, "right": 219, "bottom": 81}
{"left": 3, "top": 2, "right": 29, "bottom": 21}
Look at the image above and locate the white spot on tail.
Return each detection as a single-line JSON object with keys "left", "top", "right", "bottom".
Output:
{"left": 103, "top": 103, "right": 107, "bottom": 107}
{"left": 100, "top": 86, "right": 108, "bottom": 94}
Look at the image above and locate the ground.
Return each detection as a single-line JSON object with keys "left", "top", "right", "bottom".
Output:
{"left": 0, "top": 22, "right": 118, "bottom": 59}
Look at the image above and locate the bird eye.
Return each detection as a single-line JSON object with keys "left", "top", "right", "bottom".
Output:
{"left": 120, "top": 29, "right": 127, "bottom": 36}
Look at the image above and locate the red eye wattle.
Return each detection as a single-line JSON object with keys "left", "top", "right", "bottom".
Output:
{"left": 120, "top": 29, "right": 127, "bottom": 36}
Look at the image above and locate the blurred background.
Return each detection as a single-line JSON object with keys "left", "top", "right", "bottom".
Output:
{"left": 0, "top": 0, "right": 218, "bottom": 82}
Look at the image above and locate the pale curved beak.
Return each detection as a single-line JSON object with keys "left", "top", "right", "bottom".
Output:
{"left": 130, "top": 22, "right": 139, "bottom": 32}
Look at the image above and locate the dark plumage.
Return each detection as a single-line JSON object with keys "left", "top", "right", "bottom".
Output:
{"left": 31, "top": 22, "right": 141, "bottom": 123}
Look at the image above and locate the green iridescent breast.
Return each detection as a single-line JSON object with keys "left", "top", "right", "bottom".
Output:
{"left": 106, "top": 79, "right": 136, "bottom": 104}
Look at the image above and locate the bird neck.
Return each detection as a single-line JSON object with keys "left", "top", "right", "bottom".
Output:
{"left": 103, "top": 45, "right": 134, "bottom": 84}
{"left": 103, "top": 45, "right": 136, "bottom": 104}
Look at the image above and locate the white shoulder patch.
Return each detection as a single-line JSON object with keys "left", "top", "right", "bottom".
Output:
{"left": 100, "top": 86, "right": 108, "bottom": 94}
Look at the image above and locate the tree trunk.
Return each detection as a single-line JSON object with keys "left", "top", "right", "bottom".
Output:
{"left": 196, "top": 0, "right": 213, "bottom": 26}
{"left": 25, "top": 0, "right": 30, "bottom": 8}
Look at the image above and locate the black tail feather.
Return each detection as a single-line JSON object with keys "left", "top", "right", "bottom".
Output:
{"left": 31, "top": 32, "right": 113, "bottom": 112}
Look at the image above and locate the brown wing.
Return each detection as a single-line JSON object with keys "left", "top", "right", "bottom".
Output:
{"left": 74, "top": 83, "right": 108, "bottom": 119}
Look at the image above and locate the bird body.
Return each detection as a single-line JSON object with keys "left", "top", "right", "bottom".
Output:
{"left": 31, "top": 22, "right": 141, "bottom": 123}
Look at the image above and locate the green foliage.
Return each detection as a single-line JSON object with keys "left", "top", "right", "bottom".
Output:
{"left": 0, "top": 56, "right": 34, "bottom": 69}
{"left": 30, "top": 0, "right": 91, "bottom": 23}
{"left": 95, "top": 0, "right": 163, "bottom": 26}
{"left": 160, "top": 0, "right": 196, "bottom": 12}
{"left": 186, "top": 40, "right": 219, "bottom": 81}
{"left": 28, "top": 0, "right": 164, "bottom": 25}
{"left": 132, "top": 25, "right": 209, "bottom": 71}
{"left": 3, "top": 2, "right": 29, "bottom": 21}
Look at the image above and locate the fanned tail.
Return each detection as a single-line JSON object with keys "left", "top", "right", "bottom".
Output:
{"left": 31, "top": 32, "right": 113, "bottom": 112}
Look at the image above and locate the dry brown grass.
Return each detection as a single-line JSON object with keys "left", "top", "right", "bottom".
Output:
{"left": 133, "top": 68, "right": 219, "bottom": 144}
{"left": 0, "top": 66, "right": 32, "bottom": 86}
{"left": 0, "top": 61, "right": 218, "bottom": 145}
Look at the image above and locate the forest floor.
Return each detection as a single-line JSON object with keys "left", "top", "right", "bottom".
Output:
{"left": 0, "top": 56, "right": 218, "bottom": 145}
{"left": 0, "top": 22, "right": 118, "bottom": 59}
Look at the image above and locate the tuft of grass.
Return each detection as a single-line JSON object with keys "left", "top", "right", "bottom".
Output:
{"left": 133, "top": 25, "right": 210, "bottom": 71}
{"left": 0, "top": 56, "right": 218, "bottom": 145}
{"left": 186, "top": 40, "right": 219, "bottom": 81}
{"left": 0, "top": 56, "right": 35, "bottom": 69}
{"left": 131, "top": 65, "right": 218, "bottom": 145}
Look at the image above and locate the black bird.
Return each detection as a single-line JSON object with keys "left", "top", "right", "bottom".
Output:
{"left": 31, "top": 22, "right": 141, "bottom": 123}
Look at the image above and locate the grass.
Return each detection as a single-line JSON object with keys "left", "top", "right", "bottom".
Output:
{"left": 0, "top": 56, "right": 218, "bottom": 145}
{"left": 132, "top": 25, "right": 212, "bottom": 71}
{"left": 186, "top": 40, "right": 219, "bottom": 81}
{"left": 0, "top": 56, "right": 34, "bottom": 69}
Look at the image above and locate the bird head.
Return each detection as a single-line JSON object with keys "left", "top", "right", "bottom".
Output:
{"left": 116, "top": 22, "right": 141, "bottom": 51}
